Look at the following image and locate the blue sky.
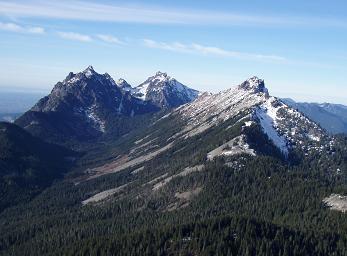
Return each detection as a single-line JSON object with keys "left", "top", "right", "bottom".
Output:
{"left": 0, "top": 0, "right": 346, "bottom": 104}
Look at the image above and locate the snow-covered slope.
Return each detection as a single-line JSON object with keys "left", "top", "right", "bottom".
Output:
{"left": 132, "top": 71, "right": 200, "bottom": 108}
{"left": 162, "top": 76, "right": 328, "bottom": 156}
{"left": 255, "top": 97, "right": 327, "bottom": 155}
{"left": 177, "top": 76, "right": 267, "bottom": 127}
{"left": 255, "top": 99, "right": 289, "bottom": 155}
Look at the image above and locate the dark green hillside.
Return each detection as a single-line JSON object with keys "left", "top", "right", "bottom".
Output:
{"left": 0, "top": 122, "right": 75, "bottom": 211}
{"left": 0, "top": 119, "right": 346, "bottom": 255}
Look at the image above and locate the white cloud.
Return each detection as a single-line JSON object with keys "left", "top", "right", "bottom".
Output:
{"left": 96, "top": 34, "right": 124, "bottom": 45}
{"left": 0, "top": 22, "right": 44, "bottom": 34}
{"left": 143, "top": 39, "right": 286, "bottom": 62}
{"left": 27, "top": 26, "right": 44, "bottom": 34}
{"left": 57, "top": 31, "right": 92, "bottom": 42}
{"left": 143, "top": 39, "right": 189, "bottom": 52}
{"left": 0, "top": 22, "right": 21, "bottom": 32}
{"left": 0, "top": 1, "right": 346, "bottom": 28}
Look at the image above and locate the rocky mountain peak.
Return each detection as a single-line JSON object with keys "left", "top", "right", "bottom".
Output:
{"left": 132, "top": 72, "right": 199, "bottom": 108}
{"left": 16, "top": 67, "right": 162, "bottom": 142}
{"left": 61, "top": 66, "right": 105, "bottom": 87}
{"left": 82, "top": 65, "right": 97, "bottom": 78}
{"left": 155, "top": 71, "right": 168, "bottom": 78}
{"left": 116, "top": 78, "right": 126, "bottom": 84}
{"left": 64, "top": 72, "right": 75, "bottom": 82}
{"left": 147, "top": 71, "right": 171, "bottom": 85}
{"left": 238, "top": 76, "right": 269, "bottom": 96}
{"left": 116, "top": 78, "right": 132, "bottom": 92}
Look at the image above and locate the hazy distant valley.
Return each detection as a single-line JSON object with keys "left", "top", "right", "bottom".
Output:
{"left": 0, "top": 92, "right": 45, "bottom": 122}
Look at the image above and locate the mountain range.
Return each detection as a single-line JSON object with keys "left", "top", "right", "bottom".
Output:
{"left": 283, "top": 98, "right": 347, "bottom": 134}
{"left": 0, "top": 67, "right": 346, "bottom": 255}
{"left": 117, "top": 71, "right": 199, "bottom": 108}
{"left": 15, "top": 66, "right": 199, "bottom": 144}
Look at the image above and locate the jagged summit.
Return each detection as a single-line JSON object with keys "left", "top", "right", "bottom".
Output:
{"left": 136, "top": 71, "right": 172, "bottom": 92}
{"left": 15, "top": 67, "right": 159, "bottom": 142}
{"left": 61, "top": 66, "right": 103, "bottom": 86}
{"left": 132, "top": 71, "right": 199, "bottom": 108}
{"left": 84, "top": 65, "right": 95, "bottom": 72}
{"left": 155, "top": 71, "right": 168, "bottom": 78}
{"left": 82, "top": 65, "right": 97, "bottom": 78}
{"left": 60, "top": 68, "right": 200, "bottom": 110}
{"left": 116, "top": 78, "right": 132, "bottom": 92}
{"left": 238, "top": 76, "right": 269, "bottom": 96}
{"left": 116, "top": 78, "right": 127, "bottom": 85}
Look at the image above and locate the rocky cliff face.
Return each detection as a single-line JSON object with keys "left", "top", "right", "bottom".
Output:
{"left": 15, "top": 66, "right": 159, "bottom": 142}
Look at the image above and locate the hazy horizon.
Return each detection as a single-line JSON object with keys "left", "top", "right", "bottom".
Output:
{"left": 0, "top": 67, "right": 345, "bottom": 106}
{"left": 0, "top": 0, "right": 346, "bottom": 104}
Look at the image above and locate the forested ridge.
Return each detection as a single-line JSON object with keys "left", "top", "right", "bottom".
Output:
{"left": 0, "top": 135, "right": 346, "bottom": 255}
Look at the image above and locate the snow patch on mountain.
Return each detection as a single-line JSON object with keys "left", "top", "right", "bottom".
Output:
{"left": 135, "top": 82, "right": 150, "bottom": 100}
{"left": 244, "top": 121, "right": 254, "bottom": 127}
{"left": 254, "top": 97, "right": 329, "bottom": 155}
{"left": 255, "top": 98, "right": 289, "bottom": 155}
{"left": 85, "top": 104, "right": 106, "bottom": 132}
